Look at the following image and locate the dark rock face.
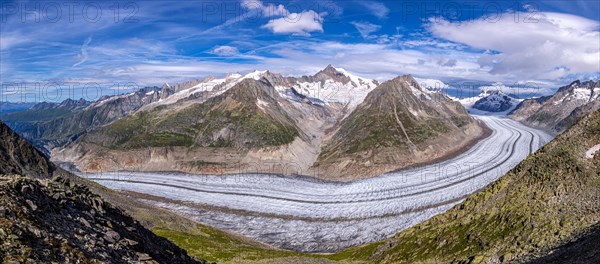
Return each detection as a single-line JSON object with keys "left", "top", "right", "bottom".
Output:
{"left": 0, "top": 120, "right": 206, "bottom": 263}
{"left": 0, "top": 176, "right": 203, "bottom": 263}
{"left": 0, "top": 122, "right": 53, "bottom": 179}
{"left": 527, "top": 223, "right": 600, "bottom": 264}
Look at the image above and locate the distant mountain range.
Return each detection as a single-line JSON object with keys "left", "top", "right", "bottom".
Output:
{"left": 0, "top": 101, "right": 35, "bottom": 115}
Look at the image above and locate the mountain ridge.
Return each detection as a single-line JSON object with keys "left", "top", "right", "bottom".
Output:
{"left": 510, "top": 79, "right": 600, "bottom": 133}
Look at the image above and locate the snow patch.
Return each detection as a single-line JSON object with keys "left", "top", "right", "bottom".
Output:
{"left": 408, "top": 83, "right": 431, "bottom": 100}
{"left": 586, "top": 144, "right": 600, "bottom": 159}
{"left": 256, "top": 98, "right": 269, "bottom": 111}
{"left": 572, "top": 87, "right": 592, "bottom": 100}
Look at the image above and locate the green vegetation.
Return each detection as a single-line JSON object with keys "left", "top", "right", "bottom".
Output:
{"left": 153, "top": 226, "right": 311, "bottom": 263}
{"left": 527, "top": 111, "right": 558, "bottom": 123}
{"left": 451, "top": 115, "right": 471, "bottom": 127}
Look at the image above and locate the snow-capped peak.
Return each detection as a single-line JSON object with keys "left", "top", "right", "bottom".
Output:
{"left": 225, "top": 73, "right": 243, "bottom": 80}
{"left": 242, "top": 70, "right": 268, "bottom": 80}
{"left": 334, "top": 67, "right": 379, "bottom": 90}
{"left": 280, "top": 66, "right": 380, "bottom": 108}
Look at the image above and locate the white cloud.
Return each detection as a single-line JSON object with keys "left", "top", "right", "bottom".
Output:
{"left": 241, "top": 0, "right": 288, "bottom": 17}
{"left": 428, "top": 11, "right": 600, "bottom": 80}
{"left": 262, "top": 10, "right": 325, "bottom": 36}
{"left": 0, "top": 34, "right": 31, "bottom": 51}
{"left": 210, "top": 45, "right": 240, "bottom": 56}
{"left": 73, "top": 36, "right": 92, "bottom": 67}
{"left": 356, "top": 1, "right": 390, "bottom": 19}
{"left": 350, "top": 21, "right": 381, "bottom": 39}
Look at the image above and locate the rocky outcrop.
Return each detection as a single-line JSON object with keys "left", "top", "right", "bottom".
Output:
{"left": 0, "top": 175, "right": 203, "bottom": 263}
{"left": 0, "top": 121, "right": 205, "bottom": 263}
{"left": 0, "top": 122, "right": 53, "bottom": 178}
{"left": 510, "top": 80, "right": 600, "bottom": 133}
{"left": 528, "top": 223, "right": 600, "bottom": 264}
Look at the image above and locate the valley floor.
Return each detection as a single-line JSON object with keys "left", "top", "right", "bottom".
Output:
{"left": 73, "top": 115, "right": 553, "bottom": 253}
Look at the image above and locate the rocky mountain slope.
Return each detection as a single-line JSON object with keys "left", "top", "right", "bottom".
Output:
{"left": 0, "top": 121, "right": 207, "bottom": 263}
{"left": 510, "top": 80, "right": 600, "bottom": 133}
{"left": 53, "top": 77, "right": 319, "bottom": 175}
{"left": 0, "top": 122, "right": 54, "bottom": 178}
{"left": 333, "top": 109, "right": 600, "bottom": 263}
{"left": 0, "top": 176, "right": 202, "bottom": 263}
{"left": 313, "top": 75, "right": 487, "bottom": 180}
{"left": 85, "top": 78, "right": 301, "bottom": 149}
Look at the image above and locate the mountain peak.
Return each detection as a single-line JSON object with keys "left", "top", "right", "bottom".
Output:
{"left": 569, "top": 80, "right": 581, "bottom": 87}
{"left": 390, "top": 74, "right": 420, "bottom": 88}
{"left": 393, "top": 74, "right": 415, "bottom": 81}
{"left": 314, "top": 64, "right": 350, "bottom": 84}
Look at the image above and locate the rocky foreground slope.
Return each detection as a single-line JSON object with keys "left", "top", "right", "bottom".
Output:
{"left": 0, "top": 176, "right": 201, "bottom": 263}
{"left": 334, "top": 109, "right": 600, "bottom": 263}
{"left": 0, "top": 121, "right": 205, "bottom": 263}
{"left": 510, "top": 80, "right": 599, "bottom": 133}
{"left": 0, "top": 121, "right": 54, "bottom": 179}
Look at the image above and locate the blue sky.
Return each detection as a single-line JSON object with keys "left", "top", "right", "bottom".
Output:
{"left": 1, "top": 0, "right": 599, "bottom": 102}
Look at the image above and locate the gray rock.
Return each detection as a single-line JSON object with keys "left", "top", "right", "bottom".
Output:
{"left": 25, "top": 199, "right": 37, "bottom": 211}
{"left": 104, "top": 230, "right": 121, "bottom": 244}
